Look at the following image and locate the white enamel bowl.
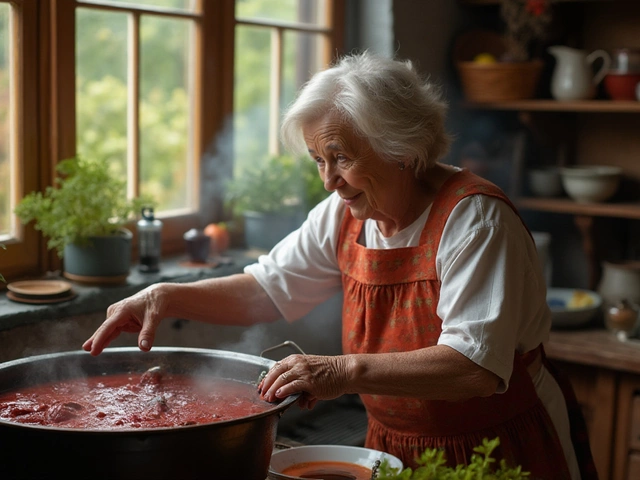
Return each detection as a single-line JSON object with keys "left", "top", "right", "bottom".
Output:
{"left": 560, "top": 165, "right": 622, "bottom": 203}
{"left": 268, "top": 445, "right": 404, "bottom": 480}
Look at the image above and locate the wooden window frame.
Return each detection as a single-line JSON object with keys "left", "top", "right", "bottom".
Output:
{"left": 1, "top": 0, "right": 40, "bottom": 280}
{"left": 4, "top": 0, "right": 344, "bottom": 281}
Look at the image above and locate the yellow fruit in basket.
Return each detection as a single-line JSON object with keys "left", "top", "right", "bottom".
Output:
{"left": 567, "top": 290, "right": 595, "bottom": 309}
{"left": 473, "top": 53, "right": 498, "bottom": 64}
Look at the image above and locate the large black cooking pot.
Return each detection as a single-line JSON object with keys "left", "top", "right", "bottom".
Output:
{"left": 0, "top": 347, "right": 300, "bottom": 480}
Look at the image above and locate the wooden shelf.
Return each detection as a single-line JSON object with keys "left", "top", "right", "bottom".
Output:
{"left": 516, "top": 197, "right": 640, "bottom": 219}
{"left": 462, "top": 100, "right": 640, "bottom": 113}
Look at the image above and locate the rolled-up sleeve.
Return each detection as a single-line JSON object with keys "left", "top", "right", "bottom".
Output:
{"left": 436, "top": 196, "right": 550, "bottom": 392}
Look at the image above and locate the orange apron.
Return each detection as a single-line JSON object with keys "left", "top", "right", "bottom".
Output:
{"left": 337, "top": 170, "right": 597, "bottom": 479}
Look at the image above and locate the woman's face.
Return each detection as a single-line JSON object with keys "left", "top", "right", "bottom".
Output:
{"left": 302, "top": 113, "right": 406, "bottom": 224}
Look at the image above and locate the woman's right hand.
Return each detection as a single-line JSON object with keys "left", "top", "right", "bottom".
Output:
{"left": 82, "top": 283, "right": 168, "bottom": 356}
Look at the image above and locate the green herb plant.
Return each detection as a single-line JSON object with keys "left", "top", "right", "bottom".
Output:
{"left": 14, "top": 157, "right": 153, "bottom": 258}
{"left": 377, "top": 437, "right": 530, "bottom": 480}
{"left": 224, "top": 154, "right": 329, "bottom": 216}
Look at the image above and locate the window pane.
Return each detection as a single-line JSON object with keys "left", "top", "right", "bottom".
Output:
{"left": 234, "top": 25, "right": 271, "bottom": 175}
{"left": 140, "top": 16, "right": 193, "bottom": 212}
{"left": 282, "top": 30, "right": 326, "bottom": 111}
{"left": 76, "top": 8, "right": 128, "bottom": 180}
{"left": 0, "top": 3, "right": 10, "bottom": 238}
{"left": 234, "top": 26, "right": 327, "bottom": 175}
{"left": 82, "top": 0, "right": 196, "bottom": 12}
{"left": 236, "top": 0, "right": 328, "bottom": 26}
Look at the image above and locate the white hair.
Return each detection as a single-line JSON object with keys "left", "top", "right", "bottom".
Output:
{"left": 281, "top": 51, "right": 452, "bottom": 174}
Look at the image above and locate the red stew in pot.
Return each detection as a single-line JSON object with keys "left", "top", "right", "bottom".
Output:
{"left": 0, "top": 368, "right": 272, "bottom": 429}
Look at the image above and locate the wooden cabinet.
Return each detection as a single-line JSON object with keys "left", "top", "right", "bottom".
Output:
{"left": 612, "top": 375, "right": 640, "bottom": 479}
{"left": 627, "top": 453, "right": 640, "bottom": 480}
{"left": 629, "top": 395, "right": 640, "bottom": 451}
{"left": 546, "top": 329, "right": 640, "bottom": 480}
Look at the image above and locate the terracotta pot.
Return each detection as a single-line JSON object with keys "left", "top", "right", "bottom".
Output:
{"left": 603, "top": 72, "right": 640, "bottom": 100}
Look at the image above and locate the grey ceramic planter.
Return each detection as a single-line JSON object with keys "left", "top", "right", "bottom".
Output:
{"left": 243, "top": 211, "right": 305, "bottom": 251}
{"left": 63, "top": 228, "right": 132, "bottom": 284}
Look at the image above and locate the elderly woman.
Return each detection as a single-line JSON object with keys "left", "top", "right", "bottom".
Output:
{"left": 84, "top": 52, "right": 595, "bottom": 479}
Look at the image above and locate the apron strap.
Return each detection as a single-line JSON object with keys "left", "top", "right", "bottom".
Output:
{"left": 540, "top": 345, "right": 599, "bottom": 480}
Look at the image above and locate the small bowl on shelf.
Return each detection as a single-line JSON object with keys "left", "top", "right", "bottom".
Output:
{"left": 527, "top": 167, "right": 563, "bottom": 197}
{"left": 547, "top": 288, "right": 602, "bottom": 328}
{"left": 603, "top": 72, "right": 640, "bottom": 101}
{"left": 559, "top": 165, "right": 622, "bottom": 203}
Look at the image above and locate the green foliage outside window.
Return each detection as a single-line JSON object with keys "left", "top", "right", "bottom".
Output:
{"left": 75, "top": 0, "right": 317, "bottom": 215}
{"left": 76, "top": 7, "right": 190, "bottom": 212}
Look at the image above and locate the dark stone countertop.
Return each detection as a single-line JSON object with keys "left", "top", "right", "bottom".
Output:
{"left": 0, "top": 249, "right": 262, "bottom": 332}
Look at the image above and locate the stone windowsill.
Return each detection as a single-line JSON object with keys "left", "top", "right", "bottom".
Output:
{"left": 0, "top": 249, "right": 262, "bottom": 332}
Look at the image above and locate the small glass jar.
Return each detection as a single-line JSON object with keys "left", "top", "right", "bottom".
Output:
{"left": 604, "top": 299, "right": 639, "bottom": 335}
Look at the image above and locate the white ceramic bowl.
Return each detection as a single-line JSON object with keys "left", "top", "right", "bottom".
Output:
{"left": 528, "top": 167, "right": 563, "bottom": 197}
{"left": 560, "top": 165, "right": 622, "bottom": 203}
{"left": 269, "top": 445, "right": 403, "bottom": 480}
{"left": 547, "top": 288, "right": 602, "bottom": 328}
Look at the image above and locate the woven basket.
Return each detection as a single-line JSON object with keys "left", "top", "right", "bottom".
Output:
{"left": 457, "top": 60, "right": 544, "bottom": 102}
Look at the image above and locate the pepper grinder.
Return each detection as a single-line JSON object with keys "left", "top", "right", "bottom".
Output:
{"left": 604, "top": 299, "right": 639, "bottom": 336}
{"left": 137, "top": 207, "right": 163, "bottom": 273}
{"left": 183, "top": 228, "right": 210, "bottom": 263}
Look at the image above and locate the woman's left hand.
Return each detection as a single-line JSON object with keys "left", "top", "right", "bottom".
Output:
{"left": 258, "top": 354, "right": 350, "bottom": 409}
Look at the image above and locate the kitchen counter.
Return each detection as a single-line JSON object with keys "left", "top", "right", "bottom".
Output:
{"left": 546, "top": 328, "right": 640, "bottom": 375}
{"left": 0, "top": 249, "right": 261, "bottom": 332}
{"left": 0, "top": 247, "right": 344, "bottom": 365}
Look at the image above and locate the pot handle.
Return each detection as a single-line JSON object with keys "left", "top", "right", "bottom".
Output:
{"left": 257, "top": 341, "right": 307, "bottom": 389}
{"left": 260, "top": 340, "right": 306, "bottom": 359}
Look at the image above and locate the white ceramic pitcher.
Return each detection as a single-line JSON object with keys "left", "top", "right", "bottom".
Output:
{"left": 548, "top": 46, "right": 611, "bottom": 101}
{"left": 597, "top": 261, "right": 640, "bottom": 308}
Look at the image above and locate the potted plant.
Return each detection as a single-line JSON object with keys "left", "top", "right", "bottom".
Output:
{"left": 224, "top": 154, "right": 329, "bottom": 250}
{"left": 14, "top": 156, "right": 153, "bottom": 284}
{"left": 500, "top": 0, "right": 557, "bottom": 62}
